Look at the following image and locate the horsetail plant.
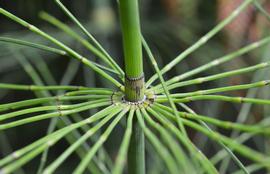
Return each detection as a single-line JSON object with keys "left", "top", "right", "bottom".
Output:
{"left": 0, "top": 0, "right": 270, "bottom": 174}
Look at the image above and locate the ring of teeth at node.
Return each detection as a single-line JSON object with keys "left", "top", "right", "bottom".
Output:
{"left": 110, "top": 90, "right": 156, "bottom": 107}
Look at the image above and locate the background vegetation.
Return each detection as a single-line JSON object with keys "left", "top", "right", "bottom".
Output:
{"left": 0, "top": 0, "right": 270, "bottom": 173}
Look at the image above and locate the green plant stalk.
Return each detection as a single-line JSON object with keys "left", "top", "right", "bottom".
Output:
{"left": 119, "top": 0, "right": 144, "bottom": 102}
{"left": 118, "top": 1, "right": 145, "bottom": 174}
{"left": 0, "top": 108, "right": 121, "bottom": 174}
{"left": 211, "top": 133, "right": 254, "bottom": 165}
{"left": 127, "top": 110, "right": 145, "bottom": 174}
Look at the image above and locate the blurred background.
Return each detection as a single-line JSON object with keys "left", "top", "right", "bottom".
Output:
{"left": 0, "top": 0, "right": 270, "bottom": 173}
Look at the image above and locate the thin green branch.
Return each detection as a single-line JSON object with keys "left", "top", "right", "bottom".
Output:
{"left": 0, "top": 37, "right": 66, "bottom": 55}
{"left": 233, "top": 164, "right": 264, "bottom": 174}
{"left": 141, "top": 108, "right": 190, "bottom": 173}
{"left": 43, "top": 107, "right": 122, "bottom": 174}
{"left": 73, "top": 107, "right": 129, "bottom": 174}
{"left": 153, "top": 104, "right": 270, "bottom": 167}
{"left": 254, "top": 1, "right": 270, "bottom": 21}
{"left": 7, "top": 52, "right": 108, "bottom": 173}
{"left": 54, "top": 0, "right": 124, "bottom": 78}
{"left": 157, "top": 80, "right": 270, "bottom": 98}
{"left": 153, "top": 61, "right": 270, "bottom": 93}
{"left": 152, "top": 36, "right": 270, "bottom": 88}
{"left": 112, "top": 109, "right": 134, "bottom": 174}
{"left": 0, "top": 83, "right": 89, "bottom": 91}
{"left": 38, "top": 11, "right": 123, "bottom": 78}
{"left": 0, "top": 38, "right": 118, "bottom": 74}
{"left": 0, "top": 8, "right": 122, "bottom": 88}
{"left": 0, "top": 93, "right": 112, "bottom": 112}
{"left": 157, "top": 94, "right": 270, "bottom": 105}
{"left": 146, "top": 0, "right": 256, "bottom": 87}
{"left": 136, "top": 109, "right": 179, "bottom": 174}
{"left": 0, "top": 99, "right": 108, "bottom": 122}
{"left": 154, "top": 103, "right": 270, "bottom": 135}
{"left": 178, "top": 103, "right": 249, "bottom": 174}
{"left": 0, "top": 100, "right": 110, "bottom": 130}
{"left": 142, "top": 36, "right": 187, "bottom": 137}
{"left": 146, "top": 106, "right": 218, "bottom": 174}
{"left": 65, "top": 89, "right": 114, "bottom": 96}
{"left": 0, "top": 105, "right": 120, "bottom": 173}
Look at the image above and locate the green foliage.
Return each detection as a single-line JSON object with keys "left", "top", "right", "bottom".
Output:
{"left": 0, "top": 0, "right": 270, "bottom": 174}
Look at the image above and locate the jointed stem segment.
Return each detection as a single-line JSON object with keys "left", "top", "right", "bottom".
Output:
{"left": 119, "top": 0, "right": 145, "bottom": 102}
{"left": 1, "top": 0, "right": 270, "bottom": 173}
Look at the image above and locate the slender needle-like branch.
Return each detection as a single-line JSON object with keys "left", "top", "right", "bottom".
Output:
{"left": 38, "top": 11, "right": 123, "bottom": 78}
{"left": 178, "top": 103, "right": 249, "bottom": 174}
{"left": 142, "top": 36, "right": 187, "bottom": 136}
{"left": 112, "top": 109, "right": 135, "bottom": 174}
{"left": 0, "top": 8, "right": 123, "bottom": 88}
{"left": 54, "top": 0, "right": 124, "bottom": 78}
{"left": 146, "top": 106, "right": 218, "bottom": 174}
{"left": 153, "top": 104, "right": 270, "bottom": 166}
{"left": 157, "top": 80, "right": 270, "bottom": 98}
{"left": 146, "top": 0, "right": 257, "bottom": 87}
{"left": 0, "top": 105, "right": 121, "bottom": 173}
{"left": 73, "top": 107, "right": 129, "bottom": 174}
{"left": 0, "top": 83, "right": 89, "bottom": 91}
{"left": 153, "top": 61, "right": 270, "bottom": 92}
{"left": 136, "top": 109, "right": 179, "bottom": 174}
{"left": 0, "top": 37, "right": 66, "bottom": 55}
{"left": 141, "top": 108, "right": 190, "bottom": 173}
{"left": 254, "top": 1, "right": 270, "bottom": 21}
{"left": 0, "top": 94, "right": 111, "bottom": 112}
{"left": 152, "top": 36, "right": 270, "bottom": 88}
{"left": 43, "top": 108, "right": 122, "bottom": 174}
{"left": 154, "top": 103, "right": 270, "bottom": 134}
{"left": 157, "top": 94, "right": 270, "bottom": 105}
{"left": 0, "top": 100, "right": 111, "bottom": 130}
{"left": 0, "top": 37, "right": 119, "bottom": 74}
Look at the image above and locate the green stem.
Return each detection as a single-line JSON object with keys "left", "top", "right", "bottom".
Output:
{"left": 119, "top": 1, "right": 145, "bottom": 174}
{"left": 119, "top": 0, "right": 144, "bottom": 102}
{"left": 127, "top": 113, "right": 145, "bottom": 174}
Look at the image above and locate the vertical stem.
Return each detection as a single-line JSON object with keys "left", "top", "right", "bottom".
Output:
{"left": 127, "top": 119, "right": 145, "bottom": 174}
{"left": 119, "top": 0, "right": 145, "bottom": 174}
{"left": 119, "top": 0, "right": 144, "bottom": 102}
